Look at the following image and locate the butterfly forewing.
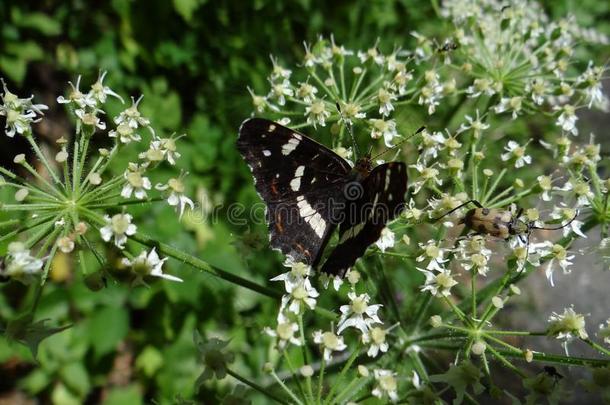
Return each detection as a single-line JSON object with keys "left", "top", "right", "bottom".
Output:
{"left": 320, "top": 162, "right": 408, "bottom": 277}
{"left": 237, "top": 118, "right": 351, "bottom": 266}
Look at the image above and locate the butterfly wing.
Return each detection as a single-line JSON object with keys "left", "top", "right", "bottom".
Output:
{"left": 320, "top": 162, "right": 408, "bottom": 277}
{"left": 237, "top": 118, "right": 352, "bottom": 266}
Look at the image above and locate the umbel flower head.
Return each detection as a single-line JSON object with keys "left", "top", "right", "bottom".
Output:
{"left": 0, "top": 74, "right": 189, "bottom": 285}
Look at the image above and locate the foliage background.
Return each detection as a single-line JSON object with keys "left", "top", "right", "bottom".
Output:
{"left": 0, "top": 0, "right": 608, "bottom": 404}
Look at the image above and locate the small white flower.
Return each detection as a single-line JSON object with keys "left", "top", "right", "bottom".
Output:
{"left": 548, "top": 306, "right": 588, "bottom": 341}
{"left": 100, "top": 214, "right": 137, "bottom": 249}
{"left": 247, "top": 87, "right": 267, "bottom": 113}
{"left": 264, "top": 319, "right": 302, "bottom": 349}
{"left": 501, "top": 140, "right": 531, "bottom": 168}
{"left": 416, "top": 240, "right": 449, "bottom": 271}
{"left": 375, "top": 227, "right": 395, "bottom": 252}
{"left": 371, "top": 369, "right": 399, "bottom": 402}
{"left": 555, "top": 104, "right": 578, "bottom": 135}
{"left": 296, "top": 82, "right": 318, "bottom": 103}
{"left": 313, "top": 330, "right": 347, "bottom": 361}
{"left": 56, "top": 75, "right": 96, "bottom": 109}
{"left": 268, "top": 78, "right": 293, "bottom": 106}
{"left": 337, "top": 292, "right": 383, "bottom": 335}
{"left": 377, "top": 87, "right": 396, "bottom": 117}
{"left": 559, "top": 179, "right": 593, "bottom": 207}
{"left": 156, "top": 176, "right": 193, "bottom": 219}
{"left": 113, "top": 95, "right": 153, "bottom": 135}
{"left": 121, "top": 163, "right": 151, "bottom": 200}
{"left": 88, "top": 71, "right": 124, "bottom": 104}
{"left": 417, "top": 130, "right": 446, "bottom": 164}
{"left": 458, "top": 109, "right": 489, "bottom": 138}
{"left": 280, "top": 277, "right": 319, "bottom": 314}
{"left": 550, "top": 206, "right": 584, "bottom": 238}
{"left": 370, "top": 119, "right": 398, "bottom": 147}
{"left": 410, "top": 162, "right": 442, "bottom": 194}
{"left": 537, "top": 175, "right": 554, "bottom": 201}
{"left": 494, "top": 96, "right": 523, "bottom": 119}
{"left": 0, "top": 79, "right": 48, "bottom": 138}
{"left": 1, "top": 242, "right": 44, "bottom": 285}
{"left": 74, "top": 107, "right": 106, "bottom": 131}
{"left": 122, "top": 248, "right": 181, "bottom": 282}
{"left": 466, "top": 78, "right": 495, "bottom": 98}
{"left": 536, "top": 241, "right": 575, "bottom": 286}
{"left": 305, "top": 99, "right": 331, "bottom": 128}
{"left": 271, "top": 262, "right": 312, "bottom": 292}
{"left": 420, "top": 268, "right": 458, "bottom": 297}
{"left": 358, "top": 43, "right": 384, "bottom": 65}
{"left": 362, "top": 326, "right": 390, "bottom": 357}
{"left": 269, "top": 55, "right": 292, "bottom": 80}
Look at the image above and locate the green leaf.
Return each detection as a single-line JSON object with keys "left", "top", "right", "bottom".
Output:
{"left": 51, "top": 383, "right": 81, "bottom": 405}
{"left": 60, "top": 362, "right": 90, "bottom": 397}
{"left": 173, "top": 0, "right": 202, "bottom": 22}
{"left": 103, "top": 385, "right": 143, "bottom": 405}
{"left": 6, "top": 41, "right": 44, "bottom": 61}
{"left": 0, "top": 56, "right": 27, "bottom": 84}
{"left": 85, "top": 306, "right": 129, "bottom": 359}
{"left": 135, "top": 346, "right": 164, "bottom": 377}
{"left": 12, "top": 11, "right": 61, "bottom": 36}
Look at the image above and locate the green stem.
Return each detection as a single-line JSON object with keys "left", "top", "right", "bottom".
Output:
{"left": 582, "top": 338, "right": 610, "bottom": 357}
{"left": 317, "top": 356, "right": 326, "bottom": 403}
{"left": 486, "top": 345, "right": 527, "bottom": 377}
{"left": 324, "top": 346, "right": 360, "bottom": 405}
{"left": 270, "top": 370, "right": 303, "bottom": 405}
{"left": 26, "top": 134, "right": 61, "bottom": 186}
{"left": 227, "top": 368, "right": 288, "bottom": 405}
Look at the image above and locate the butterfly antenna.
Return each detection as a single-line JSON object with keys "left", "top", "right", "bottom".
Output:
{"left": 336, "top": 102, "right": 360, "bottom": 159}
{"left": 371, "top": 125, "right": 426, "bottom": 161}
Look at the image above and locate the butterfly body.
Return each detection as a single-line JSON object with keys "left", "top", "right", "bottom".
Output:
{"left": 237, "top": 118, "right": 407, "bottom": 277}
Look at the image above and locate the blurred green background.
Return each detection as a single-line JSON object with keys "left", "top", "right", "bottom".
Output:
{"left": 0, "top": 1, "right": 609, "bottom": 404}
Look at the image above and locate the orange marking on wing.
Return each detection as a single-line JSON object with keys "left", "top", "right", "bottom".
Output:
{"left": 271, "top": 178, "right": 279, "bottom": 195}
{"left": 275, "top": 212, "right": 284, "bottom": 233}
{"left": 295, "top": 243, "right": 311, "bottom": 258}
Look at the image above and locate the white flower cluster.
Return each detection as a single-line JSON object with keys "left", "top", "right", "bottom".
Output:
{"left": 0, "top": 74, "right": 188, "bottom": 285}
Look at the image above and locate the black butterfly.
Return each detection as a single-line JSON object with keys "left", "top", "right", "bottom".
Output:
{"left": 237, "top": 118, "right": 408, "bottom": 277}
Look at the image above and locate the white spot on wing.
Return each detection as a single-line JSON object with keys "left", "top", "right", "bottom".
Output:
{"left": 268, "top": 124, "right": 276, "bottom": 132}
{"left": 290, "top": 177, "right": 301, "bottom": 191}
{"left": 295, "top": 165, "right": 305, "bottom": 177}
{"left": 385, "top": 169, "right": 391, "bottom": 190}
{"left": 297, "top": 197, "right": 326, "bottom": 238}
{"left": 282, "top": 138, "right": 300, "bottom": 155}
{"left": 263, "top": 149, "right": 271, "bottom": 157}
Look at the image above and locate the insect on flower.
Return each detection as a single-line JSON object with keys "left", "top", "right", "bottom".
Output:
{"left": 434, "top": 200, "right": 578, "bottom": 244}
{"left": 236, "top": 112, "right": 424, "bottom": 277}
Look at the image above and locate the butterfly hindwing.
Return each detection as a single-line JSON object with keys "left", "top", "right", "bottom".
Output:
{"left": 237, "top": 118, "right": 351, "bottom": 266}
{"left": 320, "top": 162, "right": 408, "bottom": 276}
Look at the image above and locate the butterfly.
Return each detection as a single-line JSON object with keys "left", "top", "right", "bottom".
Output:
{"left": 237, "top": 118, "right": 409, "bottom": 277}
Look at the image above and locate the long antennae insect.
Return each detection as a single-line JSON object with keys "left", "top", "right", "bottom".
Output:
{"left": 530, "top": 212, "right": 579, "bottom": 231}
{"left": 432, "top": 199, "right": 483, "bottom": 222}
{"left": 336, "top": 102, "right": 359, "bottom": 159}
{"left": 371, "top": 125, "right": 426, "bottom": 161}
